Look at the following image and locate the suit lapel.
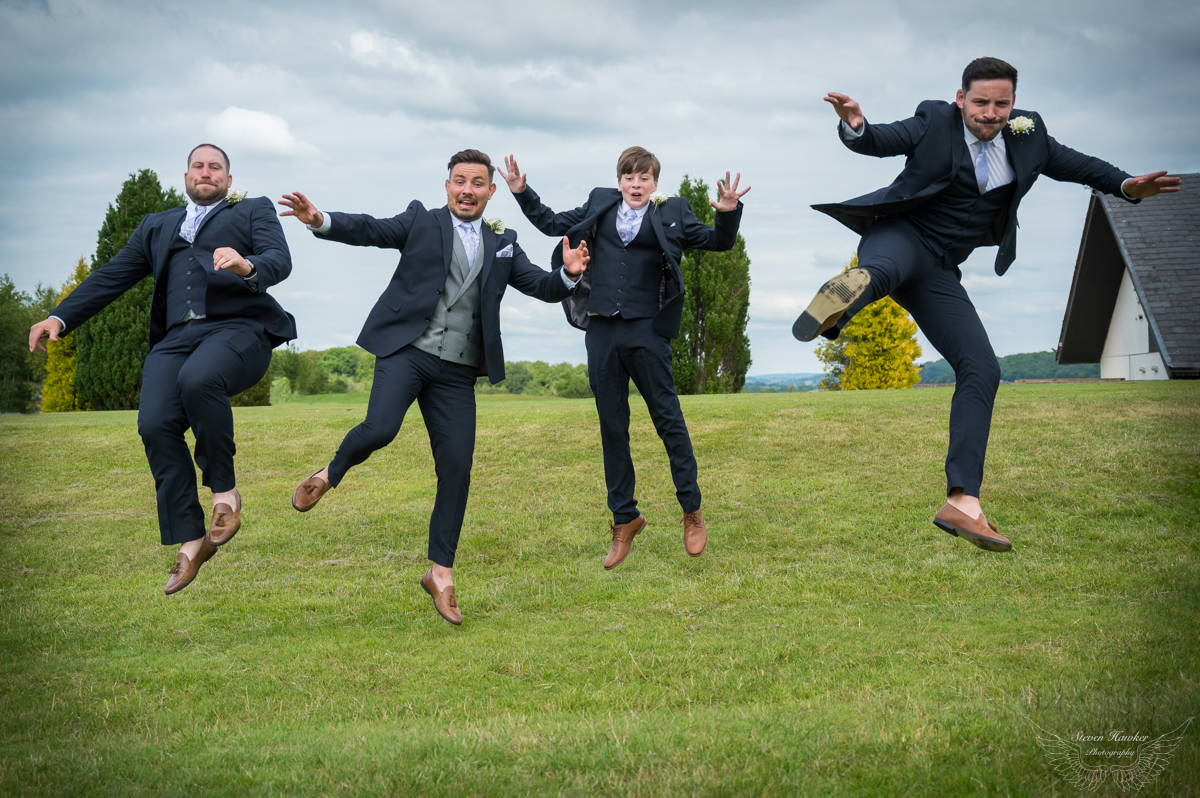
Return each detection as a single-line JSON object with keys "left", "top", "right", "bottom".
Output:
{"left": 949, "top": 108, "right": 968, "bottom": 180}
{"left": 154, "top": 206, "right": 188, "bottom": 279}
{"left": 1001, "top": 112, "right": 1033, "bottom": 194}
{"left": 437, "top": 207, "right": 454, "bottom": 277}
{"left": 475, "top": 224, "right": 495, "bottom": 295}
{"left": 195, "top": 199, "right": 231, "bottom": 237}
{"left": 648, "top": 202, "right": 671, "bottom": 259}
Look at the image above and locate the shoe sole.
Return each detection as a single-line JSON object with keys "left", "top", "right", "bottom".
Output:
{"left": 933, "top": 518, "right": 1012, "bottom": 553}
{"left": 792, "top": 270, "right": 872, "bottom": 342}
{"left": 604, "top": 516, "right": 646, "bottom": 570}
{"left": 165, "top": 548, "right": 217, "bottom": 596}
{"left": 420, "top": 579, "right": 463, "bottom": 625}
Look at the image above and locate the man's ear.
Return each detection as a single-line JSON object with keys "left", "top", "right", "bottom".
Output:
{"left": 955, "top": 88, "right": 965, "bottom": 109}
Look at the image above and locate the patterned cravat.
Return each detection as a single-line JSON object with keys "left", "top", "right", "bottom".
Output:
{"left": 974, "top": 140, "right": 991, "bottom": 194}
{"left": 179, "top": 203, "right": 211, "bottom": 243}
{"left": 457, "top": 222, "right": 478, "bottom": 270}
{"left": 617, "top": 207, "right": 638, "bottom": 245}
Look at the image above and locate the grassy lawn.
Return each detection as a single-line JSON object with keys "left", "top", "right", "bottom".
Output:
{"left": 1, "top": 382, "right": 1197, "bottom": 796}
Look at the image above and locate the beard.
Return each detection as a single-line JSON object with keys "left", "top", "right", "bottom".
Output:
{"left": 187, "top": 181, "right": 228, "bottom": 205}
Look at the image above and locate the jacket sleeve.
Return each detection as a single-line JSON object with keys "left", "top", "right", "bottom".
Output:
{"left": 1043, "top": 133, "right": 1134, "bottom": 200}
{"left": 843, "top": 101, "right": 932, "bottom": 159}
{"left": 50, "top": 218, "right": 154, "bottom": 334}
{"left": 505, "top": 237, "right": 574, "bottom": 303}
{"left": 245, "top": 196, "right": 292, "bottom": 291}
{"left": 315, "top": 201, "right": 421, "bottom": 249}
{"left": 681, "top": 200, "right": 743, "bottom": 252}
{"left": 513, "top": 186, "right": 593, "bottom": 236}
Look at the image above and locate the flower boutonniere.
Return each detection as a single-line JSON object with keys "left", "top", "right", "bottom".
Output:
{"left": 485, "top": 218, "right": 505, "bottom": 234}
{"left": 225, "top": 189, "right": 248, "bottom": 204}
{"left": 648, "top": 191, "right": 668, "bottom": 207}
{"left": 1008, "top": 116, "right": 1035, "bottom": 136}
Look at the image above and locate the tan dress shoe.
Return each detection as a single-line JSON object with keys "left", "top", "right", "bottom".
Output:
{"left": 165, "top": 536, "right": 217, "bottom": 595}
{"left": 604, "top": 514, "right": 646, "bottom": 570}
{"left": 208, "top": 488, "right": 241, "bottom": 546}
{"left": 934, "top": 503, "right": 1012, "bottom": 552}
{"left": 683, "top": 509, "right": 708, "bottom": 557}
{"left": 292, "top": 470, "right": 330, "bottom": 512}
{"left": 420, "top": 569, "right": 462, "bottom": 625}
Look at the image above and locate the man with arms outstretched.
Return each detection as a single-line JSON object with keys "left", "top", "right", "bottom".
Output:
{"left": 796, "top": 57, "right": 1180, "bottom": 551}
{"left": 280, "top": 149, "right": 589, "bottom": 625}
{"left": 29, "top": 144, "right": 296, "bottom": 594}
{"left": 501, "top": 148, "right": 748, "bottom": 570}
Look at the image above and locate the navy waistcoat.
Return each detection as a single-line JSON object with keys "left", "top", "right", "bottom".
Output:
{"left": 902, "top": 143, "right": 1018, "bottom": 267}
{"left": 165, "top": 226, "right": 210, "bottom": 326}
{"left": 588, "top": 205, "right": 663, "bottom": 318}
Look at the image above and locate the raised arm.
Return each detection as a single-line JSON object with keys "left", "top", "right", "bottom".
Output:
{"left": 504, "top": 155, "right": 594, "bottom": 236}
{"left": 280, "top": 191, "right": 418, "bottom": 250}
{"left": 681, "top": 172, "right": 747, "bottom": 252}
{"left": 826, "top": 92, "right": 928, "bottom": 158}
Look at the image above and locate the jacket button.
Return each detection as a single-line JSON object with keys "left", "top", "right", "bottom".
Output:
{"left": 186, "top": 300, "right": 192, "bottom": 305}
{"left": 617, "top": 289, "right": 622, "bottom": 294}
{"left": 187, "top": 286, "right": 192, "bottom": 290}
{"left": 189, "top": 256, "right": 194, "bottom": 261}
{"left": 186, "top": 270, "right": 191, "bottom": 275}
{"left": 437, "top": 346, "right": 442, "bottom": 351}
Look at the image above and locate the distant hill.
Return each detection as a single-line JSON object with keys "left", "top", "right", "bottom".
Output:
{"left": 918, "top": 351, "right": 1100, "bottom": 384}
{"left": 744, "top": 373, "right": 824, "bottom": 393}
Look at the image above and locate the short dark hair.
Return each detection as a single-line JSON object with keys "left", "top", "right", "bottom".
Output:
{"left": 616, "top": 146, "right": 660, "bottom": 180}
{"left": 962, "top": 57, "right": 1017, "bottom": 93}
{"left": 188, "top": 143, "right": 230, "bottom": 172}
{"left": 447, "top": 149, "right": 494, "bottom": 181}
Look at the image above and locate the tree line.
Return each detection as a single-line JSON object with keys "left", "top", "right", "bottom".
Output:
{"left": 1, "top": 169, "right": 754, "bottom": 413}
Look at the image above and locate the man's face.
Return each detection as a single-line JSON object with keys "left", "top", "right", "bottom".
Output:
{"left": 445, "top": 163, "right": 496, "bottom": 221}
{"left": 956, "top": 79, "right": 1014, "bottom": 141}
{"left": 618, "top": 172, "right": 658, "bottom": 209}
{"left": 184, "top": 146, "right": 231, "bottom": 205}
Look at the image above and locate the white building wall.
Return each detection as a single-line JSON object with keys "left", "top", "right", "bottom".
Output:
{"left": 1099, "top": 268, "right": 1167, "bottom": 380}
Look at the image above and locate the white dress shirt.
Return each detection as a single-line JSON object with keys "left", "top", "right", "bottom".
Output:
{"left": 617, "top": 200, "right": 650, "bottom": 239}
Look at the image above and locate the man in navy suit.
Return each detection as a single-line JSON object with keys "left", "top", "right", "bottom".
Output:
{"left": 795, "top": 57, "right": 1180, "bottom": 552}
{"left": 29, "top": 144, "right": 296, "bottom": 594}
{"left": 280, "top": 149, "right": 589, "bottom": 626}
{"left": 501, "top": 148, "right": 748, "bottom": 571}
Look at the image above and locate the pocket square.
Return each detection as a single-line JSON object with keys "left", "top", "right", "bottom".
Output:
{"left": 495, "top": 244, "right": 513, "bottom": 258}
{"left": 670, "top": 222, "right": 676, "bottom": 227}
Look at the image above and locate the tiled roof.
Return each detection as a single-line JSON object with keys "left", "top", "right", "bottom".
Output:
{"left": 1057, "top": 174, "right": 1200, "bottom": 377}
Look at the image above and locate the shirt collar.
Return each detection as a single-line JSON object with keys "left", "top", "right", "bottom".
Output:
{"left": 186, "top": 197, "right": 221, "bottom": 216}
{"left": 618, "top": 200, "right": 650, "bottom": 218}
{"left": 962, "top": 119, "right": 1006, "bottom": 154}
{"left": 452, "top": 215, "right": 484, "bottom": 235}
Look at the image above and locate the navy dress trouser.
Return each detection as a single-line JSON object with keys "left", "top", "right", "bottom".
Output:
{"left": 586, "top": 315, "right": 701, "bottom": 524}
{"left": 327, "top": 346, "right": 477, "bottom": 568}
{"left": 138, "top": 318, "right": 273, "bottom": 545}
{"left": 838, "top": 221, "right": 1001, "bottom": 498}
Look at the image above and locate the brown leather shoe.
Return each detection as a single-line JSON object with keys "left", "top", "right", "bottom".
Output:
{"left": 420, "top": 569, "right": 462, "bottom": 625}
{"left": 933, "top": 503, "right": 1012, "bottom": 552}
{"left": 208, "top": 488, "right": 241, "bottom": 546}
{"left": 604, "top": 515, "right": 646, "bottom": 570}
{"left": 683, "top": 509, "right": 708, "bottom": 557}
{"left": 292, "top": 469, "right": 330, "bottom": 512}
{"left": 164, "top": 536, "right": 217, "bottom": 595}
{"left": 792, "top": 269, "right": 872, "bottom": 341}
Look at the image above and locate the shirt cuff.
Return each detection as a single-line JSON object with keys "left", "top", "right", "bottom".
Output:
{"left": 1120, "top": 181, "right": 1136, "bottom": 201}
{"left": 242, "top": 261, "right": 259, "bottom": 285}
{"left": 307, "top": 211, "right": 332, "bottom": 234}
{"left": 560, "top": 268, "right": 580, "bottom": 290}
{"left": 840, "top": 119, "right": 864, "bottom": 140}
{"left": 49, "top": 315, "right": 67, "bottom": 333}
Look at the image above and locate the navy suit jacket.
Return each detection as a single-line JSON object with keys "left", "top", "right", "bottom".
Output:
{"left": 315, "top": 202, "right": 572, "bottom": 383}
{"left": 514, "top": 186, "right": 743, "bottom": 339}
{"left": 812, "top": 100, "right": 1135, "bottom": 275}
{"left": 52, "top": 195, "right": 296, "bottom": 348}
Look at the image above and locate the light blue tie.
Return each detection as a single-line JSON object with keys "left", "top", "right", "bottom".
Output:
{"left": 974, "top": 140, "right": 991, "bottom": 193}
{"left": 618, "top": 207, "right": 638, "bottom": 245}
{"left": 457, "top": 222, "right": 478, "bottom": 270}
{"left": 180, "top": 204, "right": 209, "bottom": 243}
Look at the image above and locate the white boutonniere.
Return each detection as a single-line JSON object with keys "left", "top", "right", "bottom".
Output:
{"left": 485, "top": 218, "right": 505, "bottom": 234}
{"left": 1008, "top": 116, "right": 1035, "bottom": 136}
{"left": 225, "top": 189, "right": 247, "bottom": 204}
{"left": 648, "top": 191, "right": 668, "bottom": 206}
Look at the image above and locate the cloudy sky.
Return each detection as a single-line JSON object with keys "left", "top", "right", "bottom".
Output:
{"left": 3, "top": 0, "right": 1198, "bottom": 376}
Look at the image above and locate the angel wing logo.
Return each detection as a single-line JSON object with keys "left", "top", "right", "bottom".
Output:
{"left": 1028, "top": 717, "right": 1193, "bottom": 792}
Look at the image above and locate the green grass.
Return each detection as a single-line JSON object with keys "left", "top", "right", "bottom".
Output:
{"left": 1, "top": 383, "right": 1198, "bottom": 796}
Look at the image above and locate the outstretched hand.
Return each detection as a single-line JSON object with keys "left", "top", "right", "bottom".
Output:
{"left": 712, "top": 172, "right": 750, "bottom": 212}
{"left": 501, "top": 155, "right": 527, "bottom": 194}
{"left": 29, "top": 317, "right": 64, "bottom": 353}
{"left": 561, "top": 236, "right": 589, "bottom": 279}
{"left": 1122, "top": 171, "right": 1182, "bottom": 199}
{"left": 824, "top": 92, "right": 863, "bottom": 132}
{"left": 278, "top": 192, "right": 323, "bottom": 228}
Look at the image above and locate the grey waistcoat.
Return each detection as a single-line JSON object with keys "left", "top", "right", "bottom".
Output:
{"left": 411, "top": 229, "right": 485, "bottom": 367}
